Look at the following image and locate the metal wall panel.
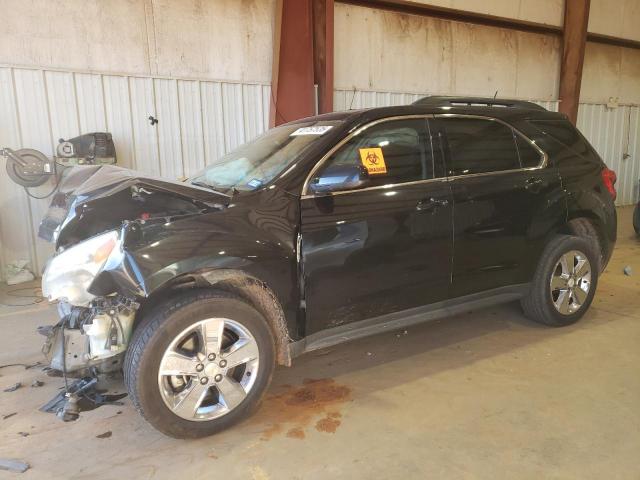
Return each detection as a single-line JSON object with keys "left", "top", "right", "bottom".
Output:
{"left": 154, "top": 78, "right": 184, "bottom": 180}
{"left": 577, "top": 103, "right": 640, "bottom": 206}
{"left": 0, "top": 68, "right": 34, "bottom": 280}
{"left": 12, "top": 69, "right": 57, "bottom": 274}
{"left": 178, "top": 80, "right": 206, "bottom": 177}
{"left": 334, "top": 89, "right": 424, "bottom": 110}
{"left": 75, "top": 73, "right": 107, "bottom": 133}
{"left": 128, "top": 77, "right": 159, "bottom": 175}
{"left": 103, "top": 75, "right": 135, "bottom": 170}
{"left": 200, "top": 82, "right": 227, "bottom": 167}
{"left": 222, "top": 83, "right": 247, "bottom": 152}
{"left": 0, "top": 65, "right": 271, "bottom": 280}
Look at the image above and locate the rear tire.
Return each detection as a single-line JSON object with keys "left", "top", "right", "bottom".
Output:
{"left": 521, "top": 235, "right": 598, "bottom": 327}
{"left": 124, "top": 289, "right": 275, "bottom": 438}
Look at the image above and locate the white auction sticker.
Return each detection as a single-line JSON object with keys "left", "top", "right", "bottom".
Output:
{"left": 290, "top": 125, "right": 334, "bottom": 136}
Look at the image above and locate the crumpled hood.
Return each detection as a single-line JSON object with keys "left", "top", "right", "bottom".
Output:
{"left": 39, "top": 165, "right": 229, "bottom": 249}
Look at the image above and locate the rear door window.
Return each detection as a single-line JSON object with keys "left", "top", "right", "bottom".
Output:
{"left": 439, "top": 117, "right": 521, "bottom": 176}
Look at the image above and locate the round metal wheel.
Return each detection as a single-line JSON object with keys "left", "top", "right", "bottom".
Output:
{"left": 157, "top": 317, "right": 260, "bottom": 421}
{"left": 549, "top": 250, "right": 592, "bottom": 315}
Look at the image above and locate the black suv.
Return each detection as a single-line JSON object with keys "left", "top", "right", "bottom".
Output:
{"left": 39, "top": 96, "right": 617, "bottom": 438}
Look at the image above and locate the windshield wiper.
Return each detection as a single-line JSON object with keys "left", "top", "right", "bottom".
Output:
{"left": 190, "top": 181, "right": 231, "bottom": 196}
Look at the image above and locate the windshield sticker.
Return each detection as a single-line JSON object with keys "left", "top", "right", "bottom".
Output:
{"left": 359, "top": 147, "right": 387, "bottom": 175}
{"left": 247, "top": 179, "right": 263, "bottom": 188}
{"left": 290, "top": 125, "right": 334, "bottom": 136}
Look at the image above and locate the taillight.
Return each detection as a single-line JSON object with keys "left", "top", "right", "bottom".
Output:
{"left": 601, "top": 167, "right": 617, "bottom": 201}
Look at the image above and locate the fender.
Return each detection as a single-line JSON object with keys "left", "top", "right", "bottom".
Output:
{"left": 89, "top": 209, "right": 300, "bottom": 342}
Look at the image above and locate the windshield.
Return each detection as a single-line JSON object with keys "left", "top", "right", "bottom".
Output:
{"left": 189, "top": 121, "right": 341, "bottom": 192}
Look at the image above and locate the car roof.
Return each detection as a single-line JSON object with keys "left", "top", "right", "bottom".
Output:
{"left": 291, "top": 95, "right": 566, "bottom": 129}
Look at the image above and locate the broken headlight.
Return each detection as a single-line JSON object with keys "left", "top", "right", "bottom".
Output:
{"left": 42, "top": 230, "right": 120, "bottom": 306}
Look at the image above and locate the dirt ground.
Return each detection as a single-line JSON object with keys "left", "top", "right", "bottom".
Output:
{"left": 0, "top": 206, "right": 638, "bottom": 479}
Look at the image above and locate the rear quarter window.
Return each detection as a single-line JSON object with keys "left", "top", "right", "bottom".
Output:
{"left": 529, "top": 119, "right": 598, "bottom": 162}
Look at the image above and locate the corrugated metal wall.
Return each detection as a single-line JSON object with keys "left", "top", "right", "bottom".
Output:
{"left": 0, "top": 65, "right": 271, "bottom": 279}
{"left": 577, "top": 104, "right": 640, "bottom": 206}
{"left": 334, "top": 88, "right": 639, "bottom": 206}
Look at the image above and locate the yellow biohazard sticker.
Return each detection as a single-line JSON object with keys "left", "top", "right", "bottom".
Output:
{"left": 359, "top": 147, "right": 387, "bottom": 175}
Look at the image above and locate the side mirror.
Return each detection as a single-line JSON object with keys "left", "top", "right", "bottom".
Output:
{"left": 309, "top": 164, "right": 370, "bottom": 194}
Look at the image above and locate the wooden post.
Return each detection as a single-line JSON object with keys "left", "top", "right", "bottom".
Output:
{"left": 558, "top": 0, "right": 591, "bottom": 125}
{"left": 312, "top": 0, "right": 335, "bottom": 114}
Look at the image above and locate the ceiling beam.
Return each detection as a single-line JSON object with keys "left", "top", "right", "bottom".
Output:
{"left": 338, "top": 0, "right": 562, "bottom": 35}
{"left": 338, "top": 0, "right": 640, "bottom": 50}
{"left": 586, "top": 32, "right": 640, "bottom": 50}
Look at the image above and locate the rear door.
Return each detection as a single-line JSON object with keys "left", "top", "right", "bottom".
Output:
{"left": 433, "top": 115, "right": 558, "bottom": 298}
{"left": 300, "top": 116, "right": 453, "bottom": 334}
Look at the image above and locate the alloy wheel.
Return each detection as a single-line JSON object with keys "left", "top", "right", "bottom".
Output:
{"left": 157, "top": 318, "right": 260, "bottom": 421}
{"left": 549, "top": 250, "right": 592, "bottom": 315}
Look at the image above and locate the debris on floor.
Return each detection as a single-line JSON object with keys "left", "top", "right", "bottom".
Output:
{"left": 96, "top": 431, "right": 112, "bottom": 439}
{"left": 0, "top": 361, "right": 42, "bottom": 371}
{"left": 0, "top": 458, "right": 30, "bottom": 473}
{"left": 2, "top": 412, "right": 17, "bottom": 420}
{"left": 623, "top": 265, "right": 632, "bottom": 276}
{"left": 31, "top": 379, "right": 44, "bottom": 388}
{"left": 40, "top": 377, "right": 127, "bottom": 422}
{"left": 3, "top": 382, "right": 21, "bottom": 392}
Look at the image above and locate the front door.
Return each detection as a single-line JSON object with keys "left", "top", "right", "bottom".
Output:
{"left": 300, "top": 117, "right": 453, "bottom": 335}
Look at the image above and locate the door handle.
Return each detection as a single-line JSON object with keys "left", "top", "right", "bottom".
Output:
{"left": 416, "top": 197, "right": 449, "bottom": 211}
{"left": 525, "top": 177, "right": 543, "bottom": 191}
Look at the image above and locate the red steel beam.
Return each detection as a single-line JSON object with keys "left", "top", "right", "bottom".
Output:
{"left": 312, "top": 0, "right": 335, "bottom": 114}
{"left": 270, "top": 0, "right": 316, "bottom": 127}
{"left": 559, "top": 0, "right": 591, "bottom": 125}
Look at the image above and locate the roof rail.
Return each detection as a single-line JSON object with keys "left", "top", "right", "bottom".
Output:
{"left": 412, "top": 96, "right": 548, "bottom": 111}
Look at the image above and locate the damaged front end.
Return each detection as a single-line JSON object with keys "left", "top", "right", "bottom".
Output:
{"left": 38, "top": 224, "right": 141, "bottom": 419}
{"left": 40, "top": 295, "right": 138, "bottom": 378}
{"left": 40, "top": 223, "right": 141, "bottom": 379}
{"left": 36, "top": 165, "right": 228, "bottom": 416}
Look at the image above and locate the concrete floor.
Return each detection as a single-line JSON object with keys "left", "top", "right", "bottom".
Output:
{"left": 0, "top": 206, "right": 638, "bottom": 479}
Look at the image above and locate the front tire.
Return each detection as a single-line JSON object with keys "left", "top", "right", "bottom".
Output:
{"left": 521, "top": 235, "right": 598, "bottom": 327}
{"left": 124, "top": 289, "right": 275, "bottom": 438}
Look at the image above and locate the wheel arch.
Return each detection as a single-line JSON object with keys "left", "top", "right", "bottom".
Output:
{"left": 559, "top": 212, "right": 608, "bottom": 272}
{"left": 134, "top": 269, "right": 293, "bottom": 366}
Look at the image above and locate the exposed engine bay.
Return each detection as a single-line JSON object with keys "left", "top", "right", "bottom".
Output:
{"left": 41, "top": 296, "right": 138, "bottom": 377}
